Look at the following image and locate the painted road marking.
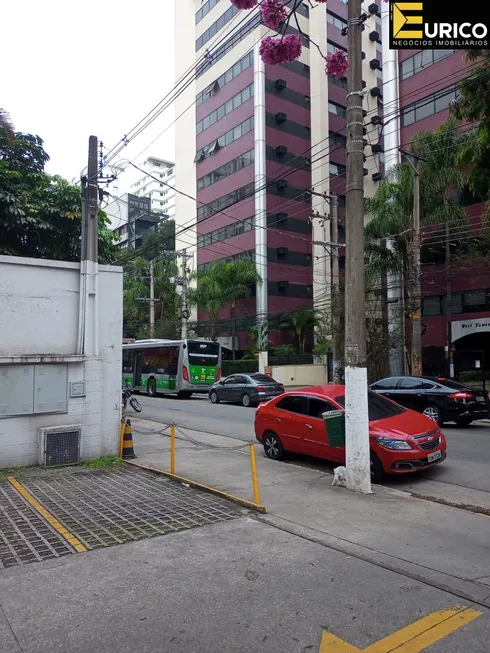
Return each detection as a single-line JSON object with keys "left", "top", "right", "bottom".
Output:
{"left": 319, "top": 606, "right": 482, "bottom": 653}
{"left": 8, "top": 477, "right": 87, "bottom": 553}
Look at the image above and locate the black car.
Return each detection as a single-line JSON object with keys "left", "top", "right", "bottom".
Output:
{"left": 370, "top": 376, "right": 489, "bottom": 426}
{"left": 208, "top": 373, "right": 284, "bottom": 407}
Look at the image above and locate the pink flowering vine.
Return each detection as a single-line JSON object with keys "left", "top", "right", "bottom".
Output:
{"left": 261, "top": 0, "right": 287, "bottom": 29}
{"left": 259, "top": 33, "right": 302, "bottom": 65}
{"left": 325, "top": 49, "right": 349, "bottom": 79}
{"left": 230, "top": 0, "right": 257, "bottom": 8}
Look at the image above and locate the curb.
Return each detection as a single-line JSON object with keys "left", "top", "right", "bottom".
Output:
{"left": 410, "top": 492, "right": 490, "bottom": 517}
{"left": 123, "top": 460, "right": 267, "bottom": 514}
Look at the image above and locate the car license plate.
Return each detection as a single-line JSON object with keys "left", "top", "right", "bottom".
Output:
{"left": 477, "top": 396, "right": 485, "bottom": 403}
{"left": 427, "top": 451, "right": 442, "bottom": 463}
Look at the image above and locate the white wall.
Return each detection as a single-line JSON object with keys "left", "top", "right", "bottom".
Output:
{"left": 0, "top": 256, "right": 123, "bottom": 468}
{"left": 270, "top": 364, "right": 329, "bottom": 389}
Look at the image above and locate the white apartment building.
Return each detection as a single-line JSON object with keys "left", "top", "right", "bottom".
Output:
{"left": 130, "top": 156, "right": 176, "bottom": 220}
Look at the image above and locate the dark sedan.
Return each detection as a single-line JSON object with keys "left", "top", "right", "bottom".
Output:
{"left": 209, "top": 373, "right": 284, "bottom": 407}
{"left": 370, "top": 376, "right": 489, "bottom": 426}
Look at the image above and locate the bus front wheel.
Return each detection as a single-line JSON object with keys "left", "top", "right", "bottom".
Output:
{"left": 177, "top": 391, "right": 193, "bottom": 399}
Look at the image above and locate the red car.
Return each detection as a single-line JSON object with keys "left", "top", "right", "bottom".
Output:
{"left": 254, "top": 385, "right": 447, "bottom": 482}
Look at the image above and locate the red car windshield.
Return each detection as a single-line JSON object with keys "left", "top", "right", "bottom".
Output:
{"left": 334, "top": 392, "right": 406, "bottom": 421}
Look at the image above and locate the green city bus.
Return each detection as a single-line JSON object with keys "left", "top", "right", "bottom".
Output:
{"left": 122, "top": 339, "right": 222, "bottom": 398}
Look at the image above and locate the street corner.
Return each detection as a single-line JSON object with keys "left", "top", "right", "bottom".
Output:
{"left": 0, "top": 464, "right": 243, "bottom": 569}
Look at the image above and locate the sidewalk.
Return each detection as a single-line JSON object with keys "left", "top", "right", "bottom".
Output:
{"left": 131, "top": 418, "right": 490, "bottom": 609}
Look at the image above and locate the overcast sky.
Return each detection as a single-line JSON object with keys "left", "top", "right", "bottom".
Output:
{"left": 2, "top": 1, "right": 176, "bottom": 189}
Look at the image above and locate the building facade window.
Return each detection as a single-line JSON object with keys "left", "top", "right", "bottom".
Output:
{"left": 329, "top": 131, "right": 347, "bottom": 148}
{"left": 328, "top": 41, "right": 347, "bottom": 55}
{"left": 400, "top": 49, "right": 456, "bottom": 81}
{"left": 196, "top": 0, "right": 220, "bottom": 24}
{"left": 196, "top": 51, "right": 254, "bottom": 106}
{"left": 198, "top": 216, "right": 255, "bottom": 247}
{"left": 197, "top": 182, "right": 255, "bottom": 220}
{"left": 330, "top": 162, "right": 346, "bottom": 177}
{"left": 196, "top": 4, "right": 239, "bottom": 51}
{"left": 330, "top": 75, "right": 347, "bottom": 90}
{"left": 401, "top": 86, "right": 458, "bottom": 127}
{"left": 197, "top": 150, "right": 254, "bottom": 190}
{"left": 197, "top": 84, "right": 254, "bottom": 135}
{"left": 328, "top": 101, "right": 347, "bottom": 119}
{"left": 327, "top": 12, "right": 347, "bottom": 31}
{"left": 198, "top": 250, "right": 255, "bottom": 273}
{"left": 195, "top": 117, "right": 254, "bottom": 162}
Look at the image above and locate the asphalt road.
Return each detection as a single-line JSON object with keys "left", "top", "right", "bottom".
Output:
{"left": 135, "top": 394, "right": 490, "bottom": 494}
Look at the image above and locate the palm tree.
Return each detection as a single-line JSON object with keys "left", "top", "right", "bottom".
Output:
{"left": 188, "top": 258, "right": 261, "bottom": 358}
{"left": 365, "top": 121, "right": 470, "bottom": 371}
{"left": 280, "top": 308, "right": 320, "bottom": 355}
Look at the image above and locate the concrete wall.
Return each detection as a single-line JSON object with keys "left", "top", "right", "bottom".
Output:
{"left": 0, "top": 256, "right": 123, "bottom": 468}
{"left": 270, "top": 364, "right": 328, "bottom": 389}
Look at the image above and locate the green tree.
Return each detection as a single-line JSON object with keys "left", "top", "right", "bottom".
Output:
{"left": 139, "top": 220, "right": 175, "bottom": 260}
{"left": 188, "top": 258, "right": 261, "bottom": 357}
{"left": 123, "top": 256, "right": 180, "bottom": 339}
{"left": 280, "top": 308, "right": 320, "bottom": 355}
{"left": 452, "top": 49, "right": 490, "bottom": 205}
{"left": 364, "top": 122, "right": 470, "bottom": 373}
{"left": 365, "top": 122, "right": 469, "bottom": 278}
{"left": 0, "top": 127, "right": 118, "bottom": 263}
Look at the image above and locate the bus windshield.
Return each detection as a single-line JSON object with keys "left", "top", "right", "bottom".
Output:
{"left": 187, "top": 340, "right": 220, "bottom": 365}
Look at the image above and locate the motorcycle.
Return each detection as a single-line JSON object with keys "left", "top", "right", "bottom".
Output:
{"left": 122, "top": 383, "right": 142, "bottom": 413}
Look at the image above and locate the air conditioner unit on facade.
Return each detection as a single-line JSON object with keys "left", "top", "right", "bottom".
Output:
{"left": 38, "top": 425, "right": 82, "bottom": 467}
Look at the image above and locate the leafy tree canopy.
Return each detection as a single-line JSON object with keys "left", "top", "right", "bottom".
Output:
{"left": 452, "top": 49, "right": 490, "bottom": 201}
{"left": 0, "top": 126, "right": 118, "bottom": 263}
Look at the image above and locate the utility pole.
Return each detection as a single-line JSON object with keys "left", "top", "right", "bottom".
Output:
{"left": 149, "top": 260, "right": 155, "bottom": 338}
{"left": 181, "top": 250, "right": 190, "bottom": 340}
{"left": 330, "top": 193, "right": 342, "bottom": 383}
{"left": 402, "top": 150, "right": 423, "bottom": 377}
{"left": 344, "top": 0, "right": 371, "bottom": 494}
{"left": 445, "top": 222, "right": 454, "bottom": 378}
{"left": 77, "top": 135, "right": 99, "bottom": 357}
{"left": 137, "top": 260, "right": 158, "bottom": 337}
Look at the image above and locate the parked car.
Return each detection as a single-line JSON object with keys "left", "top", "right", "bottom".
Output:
{"left": 370, "top": 376, "right": 489, "bottom": 426}
{"left": 254, "top": 385, "right": 447, "bottom": 482}
{"left": 209, "top": 373, "right": 284, "bottom": 407}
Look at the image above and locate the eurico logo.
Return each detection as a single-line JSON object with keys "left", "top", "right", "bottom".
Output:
{"left": 390, "top": 1, "right": 488, "bottom": 49}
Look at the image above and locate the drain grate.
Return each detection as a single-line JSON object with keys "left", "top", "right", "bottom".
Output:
{"left": 0, "top": 484, "right": 74, "bottom": 569}
{"left": 19, "top": 466, "right": 241, "bottom": 550}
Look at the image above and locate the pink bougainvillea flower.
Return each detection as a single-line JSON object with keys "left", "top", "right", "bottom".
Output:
{"left": 261, "top": 0, "right": 287, "bottom": 29}
{"left": 259, "top": 33, "right": 302, "bottom": 65}
{"left": 230, "top": 0, "right": 257, "bottom": 8}
{"left": 325, "top": 49, "right": 349, "bottom": 79}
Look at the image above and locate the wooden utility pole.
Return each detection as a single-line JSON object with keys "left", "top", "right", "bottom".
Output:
{"left": 344, "top": 0, "right": 371, "bottom": 493}
{"left": 330, "top": 193, "right": 342, "bottom": 383}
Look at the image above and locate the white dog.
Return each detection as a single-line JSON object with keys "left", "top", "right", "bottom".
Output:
{"left": 332, "top": 466, "right": 347, "bottom": 487}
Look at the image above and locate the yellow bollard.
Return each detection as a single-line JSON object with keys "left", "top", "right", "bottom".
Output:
{"left": 170, "top": 423, "right": 176, "bottom": 474}
{"left": 249, "top": 442, "right": 261, "bottom": 506}
{"left": 119, "top": 418, "right": 126, "bottom": 459}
